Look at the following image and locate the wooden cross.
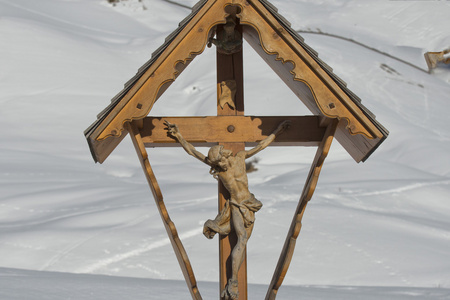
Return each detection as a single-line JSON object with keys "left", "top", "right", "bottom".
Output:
{"left": 125, "top": 19, "right": 338, "bottom": 300}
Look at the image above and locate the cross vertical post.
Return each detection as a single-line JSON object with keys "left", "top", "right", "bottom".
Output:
{"left": 215, "top": 18, "right": 247, "bottom": 299}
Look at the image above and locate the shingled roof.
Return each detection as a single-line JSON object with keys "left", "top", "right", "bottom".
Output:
{"left": 85, "top": 0, "right": 388, "bottom": 163}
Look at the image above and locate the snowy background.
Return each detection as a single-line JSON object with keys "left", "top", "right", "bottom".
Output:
{"left": 1, "top": 0, "right": 449, "bottom": 299}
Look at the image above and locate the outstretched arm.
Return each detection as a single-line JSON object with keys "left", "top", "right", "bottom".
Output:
{"left": 164, "top": 121, "right": 211, "bottom": 166}
{"left": 245, "top": 120, "right": 291, "bottom": 159}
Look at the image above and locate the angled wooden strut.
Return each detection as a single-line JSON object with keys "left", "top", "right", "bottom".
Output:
{"left": 126, "top": 121, "right": 203, "bottom": 300}
{"left": 266, "top": 119, "right": 339, "bottom": 300}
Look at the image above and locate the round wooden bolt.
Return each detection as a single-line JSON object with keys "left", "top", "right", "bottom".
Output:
{"left": 227, "top": 125, "right": 235, "bottom": 133}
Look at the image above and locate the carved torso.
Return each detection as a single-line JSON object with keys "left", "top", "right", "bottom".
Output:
{"left": 217, "top": 151, "right": 251, "bottom": 203}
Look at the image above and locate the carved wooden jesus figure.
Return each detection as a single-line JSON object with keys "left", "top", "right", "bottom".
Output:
{"left": 165, "top": 120, "right": 290, "bottom": 300}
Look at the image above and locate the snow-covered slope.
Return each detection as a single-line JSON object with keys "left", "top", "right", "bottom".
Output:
{"left": 2, "top": 267, "right": 450, "bottom": 300}
{"left": 1, "top": 0, "right": 449, "bottom": 298}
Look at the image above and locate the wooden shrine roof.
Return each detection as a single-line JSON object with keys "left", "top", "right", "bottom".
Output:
{"left": 85, "top": 0, "right": 388, "bottom": 164}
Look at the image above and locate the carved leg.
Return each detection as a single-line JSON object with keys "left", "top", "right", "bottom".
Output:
{"left": 221, "top": 206, "right": 254, "bottom": 299}
{"left": 231, "top": 206, "right": 250, "bottom": 276}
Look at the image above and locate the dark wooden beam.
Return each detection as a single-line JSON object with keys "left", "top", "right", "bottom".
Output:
{"left": 215, "top": 17, "right": 247, "bottom": 299}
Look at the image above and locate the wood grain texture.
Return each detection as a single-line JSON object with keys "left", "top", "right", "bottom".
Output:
{"left": 127, "top": 121, "right": 203, "bottom": 300}
{"left": 140, "top": 116, "right": 325, "bottom": 147}
{"left": 265, "top": 119, "right": 338, "bottom": 300}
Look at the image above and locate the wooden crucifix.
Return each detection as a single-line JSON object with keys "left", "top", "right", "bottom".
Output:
{"left": 125, "top": 15, "right": 337, "bottom": 300}
{"left": 85, "top": 0, "right": 389, "bottom": 300}
{"left": 86, "top": 1, "right": 388, "bottom": 299}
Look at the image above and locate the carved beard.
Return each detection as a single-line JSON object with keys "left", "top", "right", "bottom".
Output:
{"left": 217, "top": 161, "right": 228, "bottom": 172}
{"left": 209, "top": 161, "right": 227, "bottom": 180}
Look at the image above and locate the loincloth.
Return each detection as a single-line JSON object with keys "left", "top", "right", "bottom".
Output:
{"left": 203, "top": 194, "right": 262, "bottom": 239}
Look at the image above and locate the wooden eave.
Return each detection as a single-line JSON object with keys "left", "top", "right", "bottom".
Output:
{"left": 85, "top": 0, "right": 388, "bottom": 164}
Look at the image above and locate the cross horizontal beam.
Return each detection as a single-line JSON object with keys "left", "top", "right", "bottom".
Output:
{"left": 140, "top": 116, "right": 326, "bottom": 147}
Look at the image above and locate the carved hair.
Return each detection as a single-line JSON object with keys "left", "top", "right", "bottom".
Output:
{"left": 208, "top": 145, "right": 223, "bottom": 163}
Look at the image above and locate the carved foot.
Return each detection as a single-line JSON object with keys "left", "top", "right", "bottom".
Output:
{"left": 221, "top": 279, "right": 239, "bottom": 300}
